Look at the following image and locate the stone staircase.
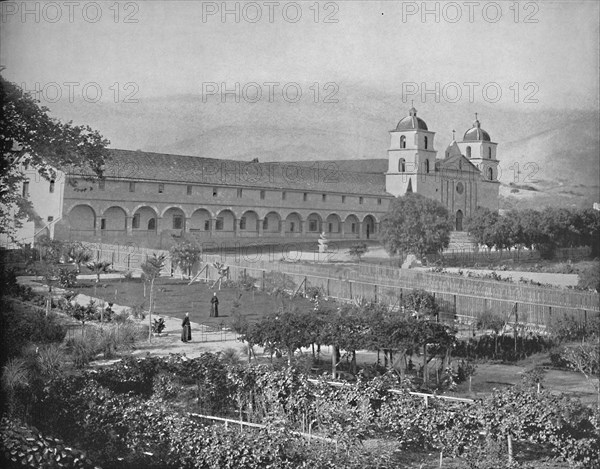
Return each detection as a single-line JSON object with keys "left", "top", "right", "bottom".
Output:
{"left": 445, "top": 231, "right": 477, "bottom": 253}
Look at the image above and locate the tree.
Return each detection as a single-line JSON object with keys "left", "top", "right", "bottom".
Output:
{"left": 476, "top": 310, "right": 507, "bottom": 357}
{"left": 465, "top": 207, "right": 499, "bottom": 250}
{"left": 402, "top": 289, "right": 439, "bottom": 320}
{"left": 140, "top": 254, "right": 166, "bottom": 341}
{"left": 1, "top": 75, "right": 109, "bottom": 242}
{"left": 347, "top": 243, "right": 368, "bottom": 263}
{"left": 169, "top": 241, "right": 201, "bottom": 278}
{"left": 379, "top": 193, "right": 452, "bottom": 260}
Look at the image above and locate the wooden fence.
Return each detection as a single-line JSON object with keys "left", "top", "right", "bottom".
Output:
{"left": 85, "top": 243, "right": 599, "bottom": 327}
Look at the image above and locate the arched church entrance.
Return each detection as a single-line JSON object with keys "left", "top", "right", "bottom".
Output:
{"left": 456, "top": 210, "right": 463, "bottom": 231}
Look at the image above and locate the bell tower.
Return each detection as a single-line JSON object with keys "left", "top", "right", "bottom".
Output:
{"left": 386, "top": 106, "right": 437, "bottom": 197}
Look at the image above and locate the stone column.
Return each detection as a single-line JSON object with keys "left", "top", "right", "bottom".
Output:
{"left": 256, "top": 219, "right": 263, "bottom": 237}
{"left": 126, "top": 216, "right": 133, "bottom": 236}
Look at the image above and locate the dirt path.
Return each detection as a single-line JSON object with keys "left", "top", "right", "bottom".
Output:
{"left": 128, "top": 314, "right": 250, "bottom": 359}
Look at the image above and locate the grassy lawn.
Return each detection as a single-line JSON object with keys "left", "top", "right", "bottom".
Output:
{"left": 73, "top": 277, "right": 314, "bottom": 327}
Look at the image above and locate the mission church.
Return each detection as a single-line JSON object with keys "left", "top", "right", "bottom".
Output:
{"left": 11, "top": 107, "right": 499, "bottom": 250}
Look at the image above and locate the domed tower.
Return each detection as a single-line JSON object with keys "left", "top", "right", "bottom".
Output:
{"left": 457, "top": 114, "right": 499, "bottom": 181}
{"left": 385, "top": 106, "right": 437, "bottom": 197}
{"left": 456, "top": 114, "right": 500, "bottom": 210}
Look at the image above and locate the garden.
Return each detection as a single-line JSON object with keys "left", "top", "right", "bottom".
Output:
{"left": 1, "top": 240, "right": 599, "bottom": 468}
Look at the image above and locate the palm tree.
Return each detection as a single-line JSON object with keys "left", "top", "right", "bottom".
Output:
{"left": 87, "top": 261, "right": 112, "bottom": 283}
{"left": 68, "top": 245, "right": 92, "bottom": 273}
{"left": 140, "top": 254, "right": 166, "bottom": 341}
{"left": 1, "top": 358, "right": 30, "bottom": 417}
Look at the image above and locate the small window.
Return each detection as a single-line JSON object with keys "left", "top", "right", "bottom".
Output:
{"left": 282, "top": 191, "right": 286, "bottom": 200}
{"left": 488, "top": 167, "right": 493, "bottom": 180}
{"left": 263, "top": 218, "right": 268, "bottom": 230}
{"left": 99, "top": 179, "right": 105, "bottom": 190}
{"left": 351, "top": 223, "right": 356, "bottom": 233}
{"left": 22, "top": 181, "right": 29, "bottom": 197}
{"left": 342, "top": 195, "right": 346, "bottom": 203}
{"left": 187, "top": 185, "right": 192, "bottom": 195}
{"left": 173, "top": 215, "right": 183, "bottom": 230}
{"left": 359, "top": 197, "right": 364, "bottom": 205}
{"left": 158, "top": 183, "right": 164, "bottom": 193}
{"left": 424, "top": 136, "right": 428, "bottom": 149}
{"left": 132, "top": 213, "right": 140, "bottom": 229}
{"left": 148, "top": 218, "right": 156, "bottom": 230}
{"left": 260, "top": 190, "right": 265, "bottom": 200}
{"left": 237, "top": 188, "right": 243, "bottom": 198}
{"left": 466, "top": 146, "right": 471, "bottom": 158}
{"left": 303, "top": 193, "right": 307, "bottom": 202}
{"left": 322, "top": 194, "right": 326, "bottom": 202}
{"left": 425, "top": 159, "right": 430, "bottom": 173}
{"left": 100, "top": 218, "right": 106, "bottom": 230}
{"left": 49, "top": 180, "right": 55, "bottom": 193}
{"left": 215, "top": 218, "right": 224, "bottom": 230}
{"left": 400, "top": 135, "right": 406, "bottom": 149}
{"left": 377, "top": 198, "right": 382, "bottom": 205}
{"left": 290, "top": 222, "right": 295, "bottom": 232}
{"left": 398, "top": 159, "right": 406, "bottom": 172}
{"left": 204, "top": 220, "right": 210, "bottom": 231}
{"left": 309, "top": 220, "right": 318, "bottom": 232}
{"left": 129, "top": 181, "right": 135, "bottom": 192}
{"left": 239, "top": 217, "right": 246, "bottom": 230}
{"left": 328, "top": 223, "right": 333, "bottom": 232}
{"left": 212, "top": 187, "right": 218, "bottom": 197}
{"left": 488, "top": 147, "right": 492, "bottom": 159}
{"left": 47, "top": 216, "right": 54, "bottom": 222}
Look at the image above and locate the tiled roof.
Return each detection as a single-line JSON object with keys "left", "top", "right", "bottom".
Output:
{"left": 95, "top": 149, "right": 389, "bottom": 196}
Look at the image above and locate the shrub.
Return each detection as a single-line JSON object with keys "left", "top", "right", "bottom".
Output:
{"left": 58, "top": 267, "right": 78, "bottom": 288}
{"left": 152, "top": 317, "right": 166, "bottom": 334}
{"left": 0, "top": 300, "right": 67, "bottom": 364}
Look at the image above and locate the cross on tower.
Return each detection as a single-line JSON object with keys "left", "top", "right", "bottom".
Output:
{"left": 452, "top": 129, "right": 456, "bottom": 140}
{"left": 475, "top": 112, "right": 478, "bottom": 120}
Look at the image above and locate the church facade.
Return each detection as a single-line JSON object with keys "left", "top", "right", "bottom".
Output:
{"left": 8, "top": 108, "right": 499, "bottom": 250}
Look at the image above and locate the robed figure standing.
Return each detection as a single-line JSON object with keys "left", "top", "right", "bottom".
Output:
{"left": 210, "top": 292, "right": 219, "bottom": 318}
{"left": 181, "top": 312, "right": 192, "bottom": 342}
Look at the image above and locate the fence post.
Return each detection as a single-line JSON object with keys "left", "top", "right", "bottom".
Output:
{"left": 453, "top": 294, "right": 457, "bottom": 318}
{"left": 261, "top": 270, "right": 265, "bottom": 291}
{"left": 374, "top": 284, "right": 378, "bottom": 303}
{"left": 349, "top": 281, "right": 353, "bottom": 300}
{"left": 304, "top": 276, "right": 307, "bottom": 296}
{"left": 326, "top": 278, "right": 330, "bottom": 297}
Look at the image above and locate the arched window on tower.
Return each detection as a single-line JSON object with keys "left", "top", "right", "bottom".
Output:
{"left": 398, "top": 159, "right": 406, "bottom": 172}
{"left": 424, "top": 159, "right": 430, "bottom": 173}
{"left": 488, "top": 167, "right": 493, "bottom": 180}
{"left": 400, "top": 135, "right": 406, "bottom": 149}
{"left": 466, "top": 146, "right": 471, "bottom": 158}
{"left": 488, "top": 147, "right": 492, "bottom": 159}
{"left": 424, "top": 136, "right": 428, "bottom": 149}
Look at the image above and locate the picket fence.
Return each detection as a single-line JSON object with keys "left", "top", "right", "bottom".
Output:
{"left": 86, "top": 243, "right": 599, "bottom": 327}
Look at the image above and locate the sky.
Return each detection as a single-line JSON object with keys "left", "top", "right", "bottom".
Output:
{"left": 1, "top": 0, "right": 599, "bottom": 111}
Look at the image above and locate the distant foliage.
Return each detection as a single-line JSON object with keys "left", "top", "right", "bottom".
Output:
{"left": 466, "top": 206, "right": 600, "bottom": 257}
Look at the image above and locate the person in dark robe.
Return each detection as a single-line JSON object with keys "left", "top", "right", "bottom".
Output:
{"left": 210, "top": 292, "right": 219, "bottom": 318}
{"left": 181, "top": 312, "right": 191, "bottom": 342}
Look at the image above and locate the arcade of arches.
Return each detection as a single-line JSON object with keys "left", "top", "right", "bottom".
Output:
{"left": 64, "top": 204, "right": 380, "bottom": 245}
